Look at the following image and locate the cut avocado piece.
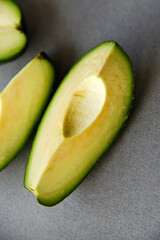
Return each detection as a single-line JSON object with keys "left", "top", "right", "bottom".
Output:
{"left": 0, "top": 0, "right": 27, "bottom": 62}
{"left": 25, "top": 41, "right": 134, "bottom": 206}
{"left": 0, "top": 53, "right": 54, "bottom": 170}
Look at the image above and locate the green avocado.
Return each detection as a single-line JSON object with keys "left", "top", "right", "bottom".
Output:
{"left": 24, "top": 41, "right": 134, "bottom": 207}
{"left": 0, "top": 53, "right": 54, "bottom": 170}
{"left": 0, "top": 0, "right": 27, "bottom": 62}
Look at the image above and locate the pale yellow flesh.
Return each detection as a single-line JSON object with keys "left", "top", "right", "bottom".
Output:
{"left": 0, "top": 56, "right": 54, "bottom": 169}
{"left": 26, "top": 42, "right": 132, "bottom": 204}
{"left": 63, "top": 75, "right": 106, "bottom": 137}
{"left": 0, "top": 0, "right": 27, "bottom": 60}
{"left": 0, "top": 1, "right": 21, "bottom": 26}
{"left": 0, "top": 27, "right": 26, "bottom": 57}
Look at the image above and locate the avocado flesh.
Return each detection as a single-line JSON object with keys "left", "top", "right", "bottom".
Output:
{"left": 25, "top": 42, "right": 134, "bottom": 206}
{"left": 0, "top": 0, "right": 27, "bottom": 62}
{"left": 0, "top": 53, "right": 54, "bottom": 170}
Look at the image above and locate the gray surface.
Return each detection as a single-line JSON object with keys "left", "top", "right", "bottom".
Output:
{"left": 0, "top": 0, "right": 160, "bottom": 239}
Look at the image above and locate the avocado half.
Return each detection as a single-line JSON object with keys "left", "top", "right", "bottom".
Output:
{"left": 0, "top": 53, "right": 54, "bottom": 170}
{"left": 25, "top": 41, "right": 134, "bottom": 206}
{"left": 0, "top": 0, "right": 27, "bottom": 62}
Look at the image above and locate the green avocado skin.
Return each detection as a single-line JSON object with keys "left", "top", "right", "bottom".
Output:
{"left": 0, "top": 0, "right": 28, "bottom": 63}
{"left": 0, "top": 35, "right": 28, "bottom": 64}
{"left": 0, "top": 53, "right": 55, "bottom": 171}
{"left": 25, "top": 41, "right": 134, "bottom": 207}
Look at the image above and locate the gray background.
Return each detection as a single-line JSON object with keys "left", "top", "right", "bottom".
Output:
{"left": 0, "top": 0, "right": 160, "bottom": 239}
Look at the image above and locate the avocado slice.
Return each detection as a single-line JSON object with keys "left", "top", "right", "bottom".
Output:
{"left": 0, "top": 0, "right": 27, "bottom": 62}
{"left": 25, "top": 41, "right": 134, "bottom": 206}
{"left": 0, "top": 53, "right": 54, "bottom": 170}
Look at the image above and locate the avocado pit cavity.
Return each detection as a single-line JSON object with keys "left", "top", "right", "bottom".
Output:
{"left": 63, "top": 75, "right": 106, "bottom": 137}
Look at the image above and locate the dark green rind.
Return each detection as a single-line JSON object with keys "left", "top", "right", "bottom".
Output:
{"left": 0, "top": 0, "right": 28, "bottom": 63}
{"left": 25, "top": 41, "right": 134, "bottom": 206}
{"left": 0, "top": 53, "right": 55, "bottom": 171}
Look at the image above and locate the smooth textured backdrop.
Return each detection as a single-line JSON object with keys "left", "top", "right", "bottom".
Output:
{"left": 0, "top": 0, "right": 160, "bottom": 239}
